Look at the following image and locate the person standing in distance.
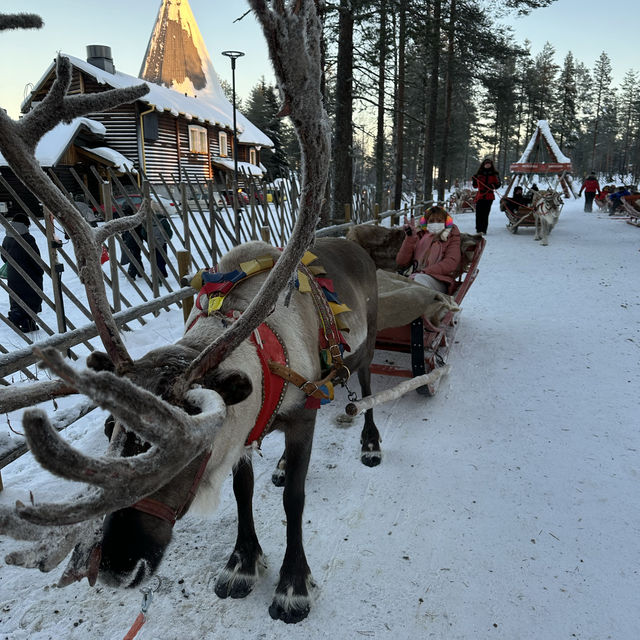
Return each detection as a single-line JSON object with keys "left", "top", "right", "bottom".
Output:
{"left": 578, "top": 172, "right": 601, "bottom": 212}
{"left": 471, "top": 158, "right": 501, "bottom": 235}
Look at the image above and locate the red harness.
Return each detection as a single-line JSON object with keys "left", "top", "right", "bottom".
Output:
{"left": 246, "top": 321, "right": 289, "bottom": 446}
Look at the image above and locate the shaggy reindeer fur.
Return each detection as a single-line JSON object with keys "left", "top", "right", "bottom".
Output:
{"left": 532, "top": 190, "right": 563, "bottom": 246}
{"left": 97, "top": 239, "right": 380, "bottom": 624}
{"left": 346, "top": 224, "right": 406, "bottom": 271}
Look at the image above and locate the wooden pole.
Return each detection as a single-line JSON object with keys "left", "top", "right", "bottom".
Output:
{"left": 143, "top": 181, "right": 159, "bottom": 302}
{"left": 44, "top": 207, "right": 67, "bottom": 335}
{"left": 345, "top": 365, "right": 451, "bottom": 416}
{"left": 374, "top": 203, "right": 380, "bottom": 226}
{"left": 260, "top": 226, "right": 271, "bottom": 244}
{"left": 177, "top": 250, "right": 193, "bottom": 323}
{"left": 207, "top": 179, "right": 217, "bottom": 260}
{"left": 181, "top": 181, "right": 191, "bottom": 254}
{"left": 101, "top": 181, "right": 120, "bottom": 312}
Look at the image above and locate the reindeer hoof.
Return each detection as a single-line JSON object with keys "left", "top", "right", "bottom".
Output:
{"left": 215, "top": 551, "right": 264, "bottom": 599}
{"left": 360, "top": 450, "right": 382, "bottom": 467}
{"left": 269, "top": 597, "right": 311, "bottom": 624}
{"left": 271, "top": 468, "right": 286, "bottom": 487}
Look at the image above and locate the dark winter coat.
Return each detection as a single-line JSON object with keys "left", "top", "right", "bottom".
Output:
{"left": 472, "top": 170, "right": 501, "bottom": 202}
{"left": 1, "top": 222, "right": 44, "bottom": 314}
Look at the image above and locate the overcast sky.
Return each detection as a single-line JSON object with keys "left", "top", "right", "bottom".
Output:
{"left": 0, "top": 0, "right": 637, "bottom": 119}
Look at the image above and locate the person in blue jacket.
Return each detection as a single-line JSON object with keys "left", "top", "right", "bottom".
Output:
{"left": 607, "top": 186, "right": 631, "bottom": 214}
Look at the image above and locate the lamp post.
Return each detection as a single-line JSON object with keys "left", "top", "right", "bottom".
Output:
{"left": 222, "top": 50, "right": 245, "bottom": 244}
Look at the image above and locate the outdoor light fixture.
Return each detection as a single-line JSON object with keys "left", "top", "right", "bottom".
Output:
{"left": 222, "top": 50, "right": 245, "bottom": 243}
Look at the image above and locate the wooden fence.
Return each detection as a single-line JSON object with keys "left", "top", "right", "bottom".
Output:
{"left": 0, "top": 169, "right": 429, "bottom": 488}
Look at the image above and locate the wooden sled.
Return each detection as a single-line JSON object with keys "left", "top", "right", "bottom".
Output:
{"left": 621, "top": 195, "right": 640, "bottom": 227}
{"left": 502, "top": 202, "right": 535, "bottom": 234}
{"left": 371, "top": 234, "right": 486, "bottom": 396}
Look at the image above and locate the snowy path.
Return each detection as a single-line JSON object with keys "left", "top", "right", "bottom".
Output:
{"left": 1, "top": 199, "right": 638, "bottom": 639}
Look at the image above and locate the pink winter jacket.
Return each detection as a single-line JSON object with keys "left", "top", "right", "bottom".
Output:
{"left": 396, "top": 225, "right": 462, "bottom": 286}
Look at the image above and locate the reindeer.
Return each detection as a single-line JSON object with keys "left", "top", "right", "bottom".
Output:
{"left": 531, "top": 189, "right": 564, "bottom": 246}
{"left": 0, "top": 2, "right": 381, "bottom": 624}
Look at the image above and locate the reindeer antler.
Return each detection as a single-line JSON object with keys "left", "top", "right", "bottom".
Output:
{"left": 10, "top": 348, "right": 226, "bottom": 526}
{"left": 180, "top": 0, "right": 330, "bottom": 388}
{"left": 0, "top": 50, "right": 150, "bottom": 371}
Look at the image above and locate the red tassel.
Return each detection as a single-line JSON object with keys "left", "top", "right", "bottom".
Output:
{"left": 100, "top": 245, "right": 109, "bottom": 264}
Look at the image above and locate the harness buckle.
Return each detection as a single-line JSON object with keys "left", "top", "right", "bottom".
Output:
{"left": 302, "top": 380, "right": 319, "bottom": 396}
{"left": 329, "top": 344, "right": 342, "bottom": 361}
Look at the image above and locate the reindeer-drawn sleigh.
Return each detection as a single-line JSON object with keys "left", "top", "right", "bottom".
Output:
{"left": 447, "top": 188, "right": 477, "bottom": 214}
{"left": 503, "top": 201, "right": 536, "bottom": 233}
{"left": 621, "top": 194, "right": 640, "bottom": 226}
{"left": 346, "top": 225, "right": 485, "bottom": 398}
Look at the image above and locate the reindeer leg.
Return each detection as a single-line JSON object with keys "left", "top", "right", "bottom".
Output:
{"left": 215, "top": 456, "right": 265, "bottom": 599}
{"left": 358, "top": 367, "right": 381, "bottom": 467}
{"left": 269, "top": 417, "right": 316, "bottom": 623}
{"left": 541, "top": 219, "right": 549, "bottom": 246}
{"left": 271, "top": 451, "right": 286, "bottom": 487}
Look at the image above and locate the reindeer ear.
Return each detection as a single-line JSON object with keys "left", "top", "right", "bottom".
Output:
{"left": 86, "top": 351, "right": 115, "bottom": 372}
{"left": 200, "top": 369, "right": 253, "bottom": 406}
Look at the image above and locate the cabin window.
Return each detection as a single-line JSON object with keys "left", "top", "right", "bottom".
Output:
{"left": 249, "top": 148, "right": 257, "bottom": 165}
{"left": 218, "top": 131, "right": 228, "bottom": 157}
{"left": 143, "top": 111, "right": 159, "bottom": 142}
{"left": 188, "top": 125, "right": 208, "bottom": 154}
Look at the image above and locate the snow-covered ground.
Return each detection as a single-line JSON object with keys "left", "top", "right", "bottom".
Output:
{"left": 1, "top": 198, "right": 638, "bottom": 639}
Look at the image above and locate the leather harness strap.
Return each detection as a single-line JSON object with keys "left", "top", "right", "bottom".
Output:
{"left": 131, "top": 450, "right": 212, "bottom": 527}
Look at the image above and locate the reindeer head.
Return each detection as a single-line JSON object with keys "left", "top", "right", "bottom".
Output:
{"left": 82, "top": 347, "right": 253, "bottom": 587}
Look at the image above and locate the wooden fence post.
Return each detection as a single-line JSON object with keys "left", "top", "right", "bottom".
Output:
{"left": 143, "top": 181, "right": 160, "bottom": 302}
{"left": 44, "top": 207, "right": 67, "bottom": 335}
{"left": 344, "top": 203, "right": 351, "bottom": 223}
{"left": 207, "top": 179, "right": 217, "bottom": 260}
{"left": 374, "top": 203, "right": 380, "bottom": 226}
{"left": 101, "top": 181, "right": 120, "bottom": 312}
{"left": 260, "top": 226, "right": 271, "bottom": 244}
{"left": 181, "top": 181, "right": 191, "bottom": 254}
{"left": 177, "top": 250, "right": 193, "bottom": 323}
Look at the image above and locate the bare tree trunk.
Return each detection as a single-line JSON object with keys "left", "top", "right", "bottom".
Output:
{"left": 422, "top": 0, "right": 441, "bottom": 202}
{"left": 374, "top": 0, "right": 387, "bottom": 207}
{"left": 315, "top": 0, "right": 332, "bottom": 228}
{"left": 393, "top": 0, "right": 407, "bottom": 210}
{"left": 332, "top": 0, "right": 354, "bottom": 222}
{"left": 436, "top": 0, "right": 455, "bottom": 203}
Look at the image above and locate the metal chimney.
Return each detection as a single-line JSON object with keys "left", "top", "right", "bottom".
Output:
{"left": 86, "top": 45, "right": 115, "bottom": 73}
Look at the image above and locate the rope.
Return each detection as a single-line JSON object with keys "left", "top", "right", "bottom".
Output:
{"left": 122, "top": 613, "right": 146, "bottom": 640}
{"left": 122, "top": 577, "right": 160, "bottom": 640}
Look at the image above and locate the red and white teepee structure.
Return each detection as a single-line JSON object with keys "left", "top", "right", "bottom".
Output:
{"left": 507, "top": 120, "right": 577, "bottom": 198}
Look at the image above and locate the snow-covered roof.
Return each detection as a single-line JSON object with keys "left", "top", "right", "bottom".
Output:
{"left": 23, "top": 54, "right": 273, "bottom": 149}
{"left": 79, "top": 146, "right": 137, "bottom": 173}
{"left": 0, "top": 117, "right": 106, "bottom": 167}
{"left": 211, "top": 158, "right": 266, "bottom": 177}
{"left": 517, "top": 119, "right": 570, "bottom": 164}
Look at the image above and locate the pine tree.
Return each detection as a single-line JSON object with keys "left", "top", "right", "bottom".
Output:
{"left": 554, "top": 52, "right": 579, "bottom": 153}
{"left": 590, "top": 51, "right": 613, "bottom": 170}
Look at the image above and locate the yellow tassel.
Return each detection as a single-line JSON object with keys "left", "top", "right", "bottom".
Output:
{"left": 301, "top": 251, "right": 317, "bottom": 265}
{"left": 329, "top": 301, "right": 351, "bottom": 315}
{"left": 309, "top": 265, "right": 327, "bottom": 275}
{"left": 208, "top": 295, "right": 224, "bottom": 313}
{"left": 240, "top": 256, "right": 274, "bottom": 275}
{"left": 190, "top": 269, "right": 205, "bottom": 290}
{"left": 297, "top": 271, "right": 312, "bottom": 293}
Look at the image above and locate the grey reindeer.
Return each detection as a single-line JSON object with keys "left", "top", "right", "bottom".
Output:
{"left": 0, "top": 2, "right": 381, "bottom": 624}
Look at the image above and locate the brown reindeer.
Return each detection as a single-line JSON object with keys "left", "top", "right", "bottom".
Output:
{"left": 0, "top": 2, "right": 381, "bottom": 624}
